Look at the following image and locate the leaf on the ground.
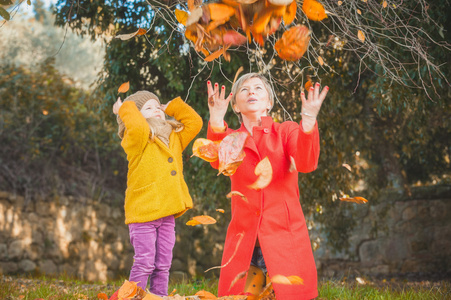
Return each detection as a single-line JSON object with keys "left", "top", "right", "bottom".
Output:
{"left": 229, "top": 269, "right": 248, "bottom": 291}
{"left": 248, "top": 157, "right": 273, "bottom": 190}
{"left": 218, "top": 132, "right": 248, "bottom": 176}
{"left": 195, "top": 290, "right": 217, "bottom": 299}
{"left": 192, "top": 138, "right": 220, "bottom": 162}
{"left": 275, "top": 25, "right": 310, "bottom": 61}
{"left": 187, "top": 215, "right": 217, "bottom": 226}
{"left": 118, "top": 82, "right": 130, "bottom": 94}
{"left": 339, "top": 196, "right": 368, "bottom": 204}
{"left": 115, "top": 28, "right": 146, "bottom": 40}
{"left": 97, "top": 292, "right": 108, "bottom": 300}
{"left": 169, "top": 288, "right": 177, "bottom": 296}
{"left": 271, "top": 274, "right": 303, "bottom": 285}
{"left": 142, "top": 292, "right": 163, "bottom": 299}
{"left": 118, "top": 280, "right": 138, "bottom": 299}
{"left": 226, "top": 191, "right": 248, "bottom": 203}
{"left": 302, "top": 0, "right": 327, "bottom": 21}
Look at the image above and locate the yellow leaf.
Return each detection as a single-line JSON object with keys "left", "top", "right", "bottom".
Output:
{"left": 192, "top": 215, "right": 217, "bottom": 225}
{"left": 357, "top": 9, "right": 362, "bottom": 15}
{"left": 357, "top": 30, "right": 365, "bottom": 42}
{"left": 118, "top": 81, "right": 130, "bottom": 94}
{"left": 175, "top": 9, "right": 189, "bottom": 26}
{"left": 248, "top": 157, "right": 273, "bottom": 190}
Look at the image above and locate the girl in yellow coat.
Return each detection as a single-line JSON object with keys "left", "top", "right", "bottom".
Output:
{"left": 113, "top": 91, "right": 202, "bottom": 296}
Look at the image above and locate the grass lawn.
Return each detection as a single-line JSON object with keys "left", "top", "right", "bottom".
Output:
{"left": 0, "top": 274, "right": 449, "bottom": 299}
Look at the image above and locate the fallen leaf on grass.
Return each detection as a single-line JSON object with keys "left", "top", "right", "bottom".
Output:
{"left": 195, "top": 290, "right": 218, "bottom": 299}
{"left": 339, "top": 196, "right": 368, "bottom": 204}
{"left": 118, "top": 280, "right": 138, "bottom": 299}
{"left": 97, "top": 292, "right": 108, "bottom": 300}
{"left": 248, "top": 157, "right": 273, "bottom": 190}
{"left": 271, "top": 274, "right": 303, "bottom": 285}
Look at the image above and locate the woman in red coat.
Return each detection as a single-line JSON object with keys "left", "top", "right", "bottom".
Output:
{"left": 206, "top": 73, "right": 329, "bottom": 300}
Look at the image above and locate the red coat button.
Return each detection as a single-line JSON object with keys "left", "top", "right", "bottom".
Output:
{"left": 263, "top": 128, "right": 269, "bottom": 133}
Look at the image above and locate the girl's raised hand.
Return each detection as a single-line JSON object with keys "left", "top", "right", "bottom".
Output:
{"left": 113, "top": 97, "right": 123, "bottom": 115}
{"left": 207, "top": 81, "right": 232, "bottom": 127}
{"left": 160, "top": 100, "right": 171, "bottom": 112}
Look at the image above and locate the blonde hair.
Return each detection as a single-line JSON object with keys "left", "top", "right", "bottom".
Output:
{"left": 230, "top": 73, "right": 275, "bottom": 123}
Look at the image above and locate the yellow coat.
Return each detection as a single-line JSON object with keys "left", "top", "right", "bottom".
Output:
{"left": 119, "top": 97, "right": 203, "bottom": 224}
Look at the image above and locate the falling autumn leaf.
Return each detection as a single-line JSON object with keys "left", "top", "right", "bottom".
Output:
{"left": 118, "top": 82, "right": 130, "bottom": 94}
{"left": 226, "top": 191, "right": 248, "bottom": 203}
{"left": 216, "top": 208, "right": 225, "bottom": 213}
{"left": 342, "top": 163, "right": 352, "bottom": 171}
{"left": 339, "top": 196, "right": 368, "bottom": 204}
{"left": 218, "top": 132, "right": 248, "bottom": 176}
{"left": 358, "top": 30, "right": 365, "bottom": 42}
{"left": 205, "top": 232, "right": 244, "bottom": 272}
{"left": 271, "top": 274, "right": 304, "bottom": 285}
{"left": 248, "top": 157, "right": 273, "bottom": 190}
{"left": 283, "top": 1, "right": 297, "bottom": 25}
{"left": 275, "top": 25, "right": 311, "bottom": 61}
{"left": 175, "top": 9, "right": 189, "bottom": 26}
{"left": 192, "top": 138, "right": 220, "bottom": 162}
{"left": 42, "top": 110, "right": 49, "bottom": 115}
{"left": 317, "top": 56, "right": 325, "bottom": 66}
{"left": 302, "top": 0, "right": 328, "bottom": 21}
{"left": 115, "top": 28, "right": 147, "bottom": 40}
{"left": 195, "top": 290, "right": 218, "bottom": 299}
{"left": 357, "top": 9, "right": 362, "bottom": 15}
{"left": 289, "top": 155, "right": 297, "bottom": 172}
{"left": 208, "top": 3, "right": 236, "bottom": 21}
{"left": 233, "top": 66, "right": 244, "bottom": 85}
{"left": 382, "top": 1, "right": 388, "bottom": 8}
{"left": 229, "top": 270, "right": 248, "bottom": 291}
{"left": 187, "top": 215, "right": 217, "bottom": 226}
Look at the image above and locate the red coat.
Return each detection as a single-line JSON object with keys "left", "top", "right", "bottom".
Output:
{"left": 207, "top": 116, "right": 319, "bottom": 300}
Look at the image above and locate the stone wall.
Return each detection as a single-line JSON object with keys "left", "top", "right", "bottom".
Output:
{"left": 0, "top": 186, "right": 450, "bottom": 282}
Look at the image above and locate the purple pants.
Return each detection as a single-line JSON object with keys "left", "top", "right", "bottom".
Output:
{"left": 128, "top": 215, "right": 175, "bottom": 296}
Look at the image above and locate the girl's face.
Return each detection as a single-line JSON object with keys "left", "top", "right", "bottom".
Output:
{"left": 233, "top": 77, "right": 271, "bottom": 117}
{"left": 140, "top": 99, "right": 165, "bottom": 120}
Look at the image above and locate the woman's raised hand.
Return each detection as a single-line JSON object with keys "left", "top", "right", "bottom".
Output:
{"left": 113, "top": 97, "right": 123, "bottom": 115}
{"left": 300, "top": 82, "right": 329, "bottom": 132}
{"left": 207, "top": 81, "right": 232, "bottom": 127}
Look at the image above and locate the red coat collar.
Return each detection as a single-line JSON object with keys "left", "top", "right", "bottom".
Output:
{"left": 237, "top": 116, "right": 274, "bottom": 133}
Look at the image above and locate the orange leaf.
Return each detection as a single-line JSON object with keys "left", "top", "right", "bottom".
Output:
{"left": 382, "top": 0, "right": 387, "bottom": 8}
{"left": 342, "top": 163, "right": 352, "bottom": 172}
{"left": 358, "top": 30, "right": 365, "bottom": 42}
{"left": 175, "top": 9, "right": 189, "bottom": 26}
{"left": 186, "top": 219, "right": 201, "bottom": 226}
{"left": 192, "top": 215, "right": 217, "bottom": 225}
{"left": 97, "top": 293, "right": 108, "bottom": 300}
{"left": 192, "top": 138, "right": 220, "bottom": 162}
{"left": 218, "top": 132, "right": 248, "bottom": 176}
{"left": 118, "top": 280, "right": 138, "bottom": 299}
{"left": 118, "top": 81, "right": 130, "bottom": 94}
{"left": 208, "top": 3, "right": 236, "bottom": 21}
{"left": 195, "top": 290, "right": 217, "bottom": 299}
{"left": 226, "top": 191, "right": 248, "bottom": 203}
{"left": 339, "top": 196, "right": 368, "bottom": 204}
{"left": 142, "top": 293, "right": 164, "bottom": 300}
{"left": 275, "top": 25, "right": 310, "bottom": 61}
{"left": 318, "top": 56, "right": 324, "bottom": 66}
{"left": 204, "top": 48, "right": 225, "bottom": 62}
{"left": 229, "top": 270, "right": 248, "bottom": 291}
{"left": 302, "top": 0, "right": 327, "bottom": 21}
{"left": 115, "top": 28, "right": 147, "bottom": 40}
{"left": 283, "top": 0, "right": 297, "bottom": 25}
{"left": 271, "top": 274, "right": 304, "bottom": 285}
{"left": 216, "top": 208, "right": 225, "bottom": 213}
{"left": 252, "top": 8, "right": 273, "bottom": 34}
{"left": 248, "top": 157, "right": 273, "bottom": 190}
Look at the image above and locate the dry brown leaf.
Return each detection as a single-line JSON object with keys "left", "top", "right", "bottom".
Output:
{"left": 115, "top": 28, "right": 146, "bottom": 40}
{"left": 302, "top": 0, "right": 327, "bottom": 21}
{"left": 342, "top": 163, "right": 352, "bottom": 172}
{"left": 218, "top": 132, "right": 248, "bottom": 176}
{"left": 229, "top": 269, "right": 248, "bottom": 291}
{"left": 248, "top": 157, "right": 273, "bottom": 190}
{"left": 205, "top": 232, "right": 244, "bottom": 272}
{"left": 192, "top": 138, "right": 220, "bottom": 162}
{"left": 339, "top": 196, "right": 368, "bottom": 204}
{"left": 195, "top": 290, "right": 218, "bottom": 299}
{"left": 186, "top": 7, "right": 203, "bottom": 27}
{"left": 118, "top": 81, "right": 130, "bottom": 94}
{"left": 358, "top": 30, "right": 365, "bottom": 42}
{"left": 226, "top": 191, "right": 248, "bottom": 203}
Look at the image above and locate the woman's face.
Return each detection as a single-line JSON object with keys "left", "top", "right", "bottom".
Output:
{"left": 233, "top": 77, "right": 271, "bottom": 118}
{"left": 140, "top": 99, "right": 166, "bottom": 120}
